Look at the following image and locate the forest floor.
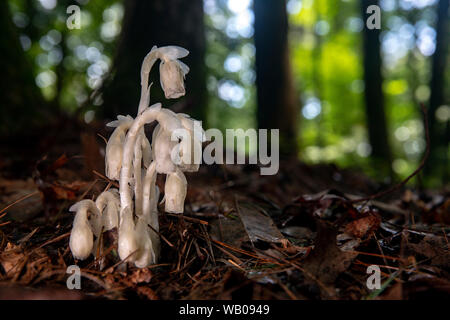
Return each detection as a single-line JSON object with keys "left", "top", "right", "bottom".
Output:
{"left": 0, "top": 120, "right": 449, "bottom": 300}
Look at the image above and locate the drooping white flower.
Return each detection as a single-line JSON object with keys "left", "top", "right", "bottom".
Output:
{"left": 69, "top": 200, "right": 101, "bottom": 260}
{"left": 158, "top": 46, "right": 190, "bottom": 99}
{"left": 134, "top": 216, "right": 158, "bottom": 268}
{"left": 117, "top": 206, "right": 138, "bottom": 262}
{"left": 95, "top": 189, "right": 120, "bottom": 231}
{"left": 164, "top": 168, "right": 187, "bottom": 213}
{"left": 153, "top": 127, "right": 179, "bottom": 174}
{"left": 175, "top": 114, "right": 206, "bottom": 172}
{"left": 105, "top": 115, "right": 134, "bottom": 180}
{"left": 155, "top": 108, "right": 183, "bottom": 133}
{"left": 139, "top": 45, "right": 189, "bottom": 111}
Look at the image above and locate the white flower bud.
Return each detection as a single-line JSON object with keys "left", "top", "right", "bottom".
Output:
{"left": 153, "top": 128, "right": 178, "bottom": 174}
{"left": 95, "top": 189, "right": 120, "bottom": 231}
{"left": 164, "top": 169, "right": 187, "bottom": 213}
{"left": 118, "top": 206, "right": 138, "bottom": 262}
{"left": 160, "top": 59, "right": 189, "bottom": 99}
{"left": 105, "top": 115, "right": 134, "bottom": 180}
{"left": 155, "top": 108, "right": 183, "bottom": 133}
{"left": 157, "top": 46, "right": 189, "bottom": 60}
{"left": 69, "top": 200, "right": 100, "bottom": 260}
{"left": 176, "top": 114, "right": 205, "bottom": 172}
{"left": 69, "top": 213, "right": 93, "bottom": 260}
{"left": 134, "top": 217, "right": 158, "bottom": 268}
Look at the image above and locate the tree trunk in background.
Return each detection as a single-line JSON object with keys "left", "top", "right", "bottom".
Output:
{"left": 0, "top": 1, "right": 46, "bottom": 136}
{"left": 361, "top": 0, "right": 392, "bottom": 177}
{"left": 102, "top": 0, "right": 207, "bottom": 123}
{"left": 425, "top": 0, "right": 449, "bottom": 182}
{"left": 253, "top": 0, "right": 299, "bottom": 156}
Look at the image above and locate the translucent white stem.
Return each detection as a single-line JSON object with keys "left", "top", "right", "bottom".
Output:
{"left": 134, "top": 216, "right": 157, "bottom": 267}
{"left": 142, "top": 161, "right": 158, "bottom": 230}
{"left": 119, "top": 103, "right": 162, "bottom": 216}
{"left": 141, "top": 134, "right": 152, "bottom": 168}
{"left": 133, "top": 133, "right": 143, "bottom": 217}
{"left": 118, "top": 206, "right": 138, "bottom": 262}
{"left": 138, "top": 47, "right": 160, "bottom": 115}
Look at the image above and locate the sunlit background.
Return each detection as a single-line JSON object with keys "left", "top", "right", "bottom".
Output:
{"left": 8, "top": 0, "right": 449, "bottom": 182}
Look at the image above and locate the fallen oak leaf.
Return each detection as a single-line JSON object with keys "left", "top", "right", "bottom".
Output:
{"left": 302, "top": 220, "right": 358, "bottom": 288}
{"left": 345, "top": 211, "right": 381, "bottom": 238}
{"left": 236, "top": 200, "right": 285, "bottom": 245}
{"left": 136, "top": 286, "right": 159, "bottom": 299}
{"left": 406, "top": 235, "right": 450, "bottom": 269}
{"left": 130, "top": 267, "right": 153, "bottom": 284}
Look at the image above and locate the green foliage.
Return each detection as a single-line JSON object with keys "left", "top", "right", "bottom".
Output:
{"left": 203, "top": 0, "right": 256, "bottom": 133}
{"left": 9, "top": 0, "right": 122, "bottom": 116}
{"left": 8, "top": 0, "right": 447, "bottom": 185}
{"left": 287, "top": 0, "right": 446, "bottom": 185}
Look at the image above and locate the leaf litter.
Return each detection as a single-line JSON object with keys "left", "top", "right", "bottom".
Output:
{"left": 0, "top": 132, "right": 449, "bottom": 300}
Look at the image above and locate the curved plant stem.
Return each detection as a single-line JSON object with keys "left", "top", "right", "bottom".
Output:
{"left": 119, "top": 104, "right": 162, "bottom": 216}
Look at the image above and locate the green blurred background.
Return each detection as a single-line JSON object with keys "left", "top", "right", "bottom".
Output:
{"left": 1, "top": 0, "right": 448, "bottom": 186}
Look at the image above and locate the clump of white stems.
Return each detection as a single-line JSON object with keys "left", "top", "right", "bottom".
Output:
{"left": 69, "top": 45, "right": 205, "bottom": 268}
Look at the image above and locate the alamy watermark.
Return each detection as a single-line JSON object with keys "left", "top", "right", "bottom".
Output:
{"left": 66, "top": 5, "right": 81, "bottom": 30}
{"left": 169, "top": 121, "right": 279, "bottom": 175}
{"left": 366, "top": 265, "right": 381, "bottom": 290}
{"left": 66, "top": 265, "right": 81, "bottom": 289}
{"left": 366, "top": 5, "right": 381, "bottom": 30}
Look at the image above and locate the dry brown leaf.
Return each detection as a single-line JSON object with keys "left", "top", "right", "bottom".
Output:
{"left": 236, "top": 201, "right": 285, "bottom": 244}
{"left": 302, "top": 220, "right": 358, "bottom": 286}
{"left": 345, "top": 212, "right": 381, "bottom": 238}
{"left": 130, "top": 268, "right": 153, "bottom": 284}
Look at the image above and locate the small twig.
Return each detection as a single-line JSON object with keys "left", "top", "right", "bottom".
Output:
{"left": 103, "top": 249, "right": 139, "bottom": 273}
{"left": 147, "top": 223, "right": 174, "bottom": 247}
{"left": 77, "top": 178, "right": 100, "bottom": 201}
{"left": 351, "top": 104, "right": 430, "bottom": 203}
{"left": 37, "top": 232, "right": 71, "bottom": 249}
{"left": 372, "top": 232, "right": 391, "bottom": 275}
{"left": 443, "top": 227, "right": 449, "bottom": 250}
{"left": 97, "top": 133, "right": 108, "bottom": 145}
{"left": 92, "top": 170, "right": 119, "bottom": 188}
{"left": 201, "top": 224, "right": 216, "bottom": 265}
{"left": 348, "top": 250, "right": 406, "bottom": 263}
{"left": 273, "top": 277, "right": 298, "bottom": 300}
{"left": 0, "top": 191, "right": 40, "bottom": 217}
{"left": 227, "top": 259, "right": 246, "bottom": 272}
{"left": 209, "top": 238, "right": 276, "bottom": 262}
{"left": 214, "top": 244, "right": 244, "bottom": 265}
{"left": 166, "top": 213, "right": 208, "bottom": 225}
{"left": 17, "top": 227, "right": 39, "bottom": 244}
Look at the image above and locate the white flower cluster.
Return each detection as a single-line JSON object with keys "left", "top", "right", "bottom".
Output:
{"left": 69, "top": 46, "right": 205, "bottom": 268}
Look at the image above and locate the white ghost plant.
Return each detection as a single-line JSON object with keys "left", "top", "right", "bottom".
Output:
{"left": 164, "top": 168, "right": 187, "bottom": 214}
{"left": 68, "top": 45, "right": 204, "bottom": 268}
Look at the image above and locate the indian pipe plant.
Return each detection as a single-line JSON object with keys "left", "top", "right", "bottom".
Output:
{"left": 69, "top": 45, "right": 206, "bottom": 268}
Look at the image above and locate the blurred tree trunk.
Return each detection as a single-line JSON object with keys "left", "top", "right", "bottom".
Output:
{"left": 425, "top": 0, "right": 449, "bottom": 181}
{"left": 102, "top": 0, "right": 207, "bottom": 123}
{"left": 361, "top": 0, "right": 392, "bottom": 176}
{"left": 0, "top": 1, "right": 46, "bottom": 136}
{"left": 253, "top": 0, "right": 299, "bottom": 156}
